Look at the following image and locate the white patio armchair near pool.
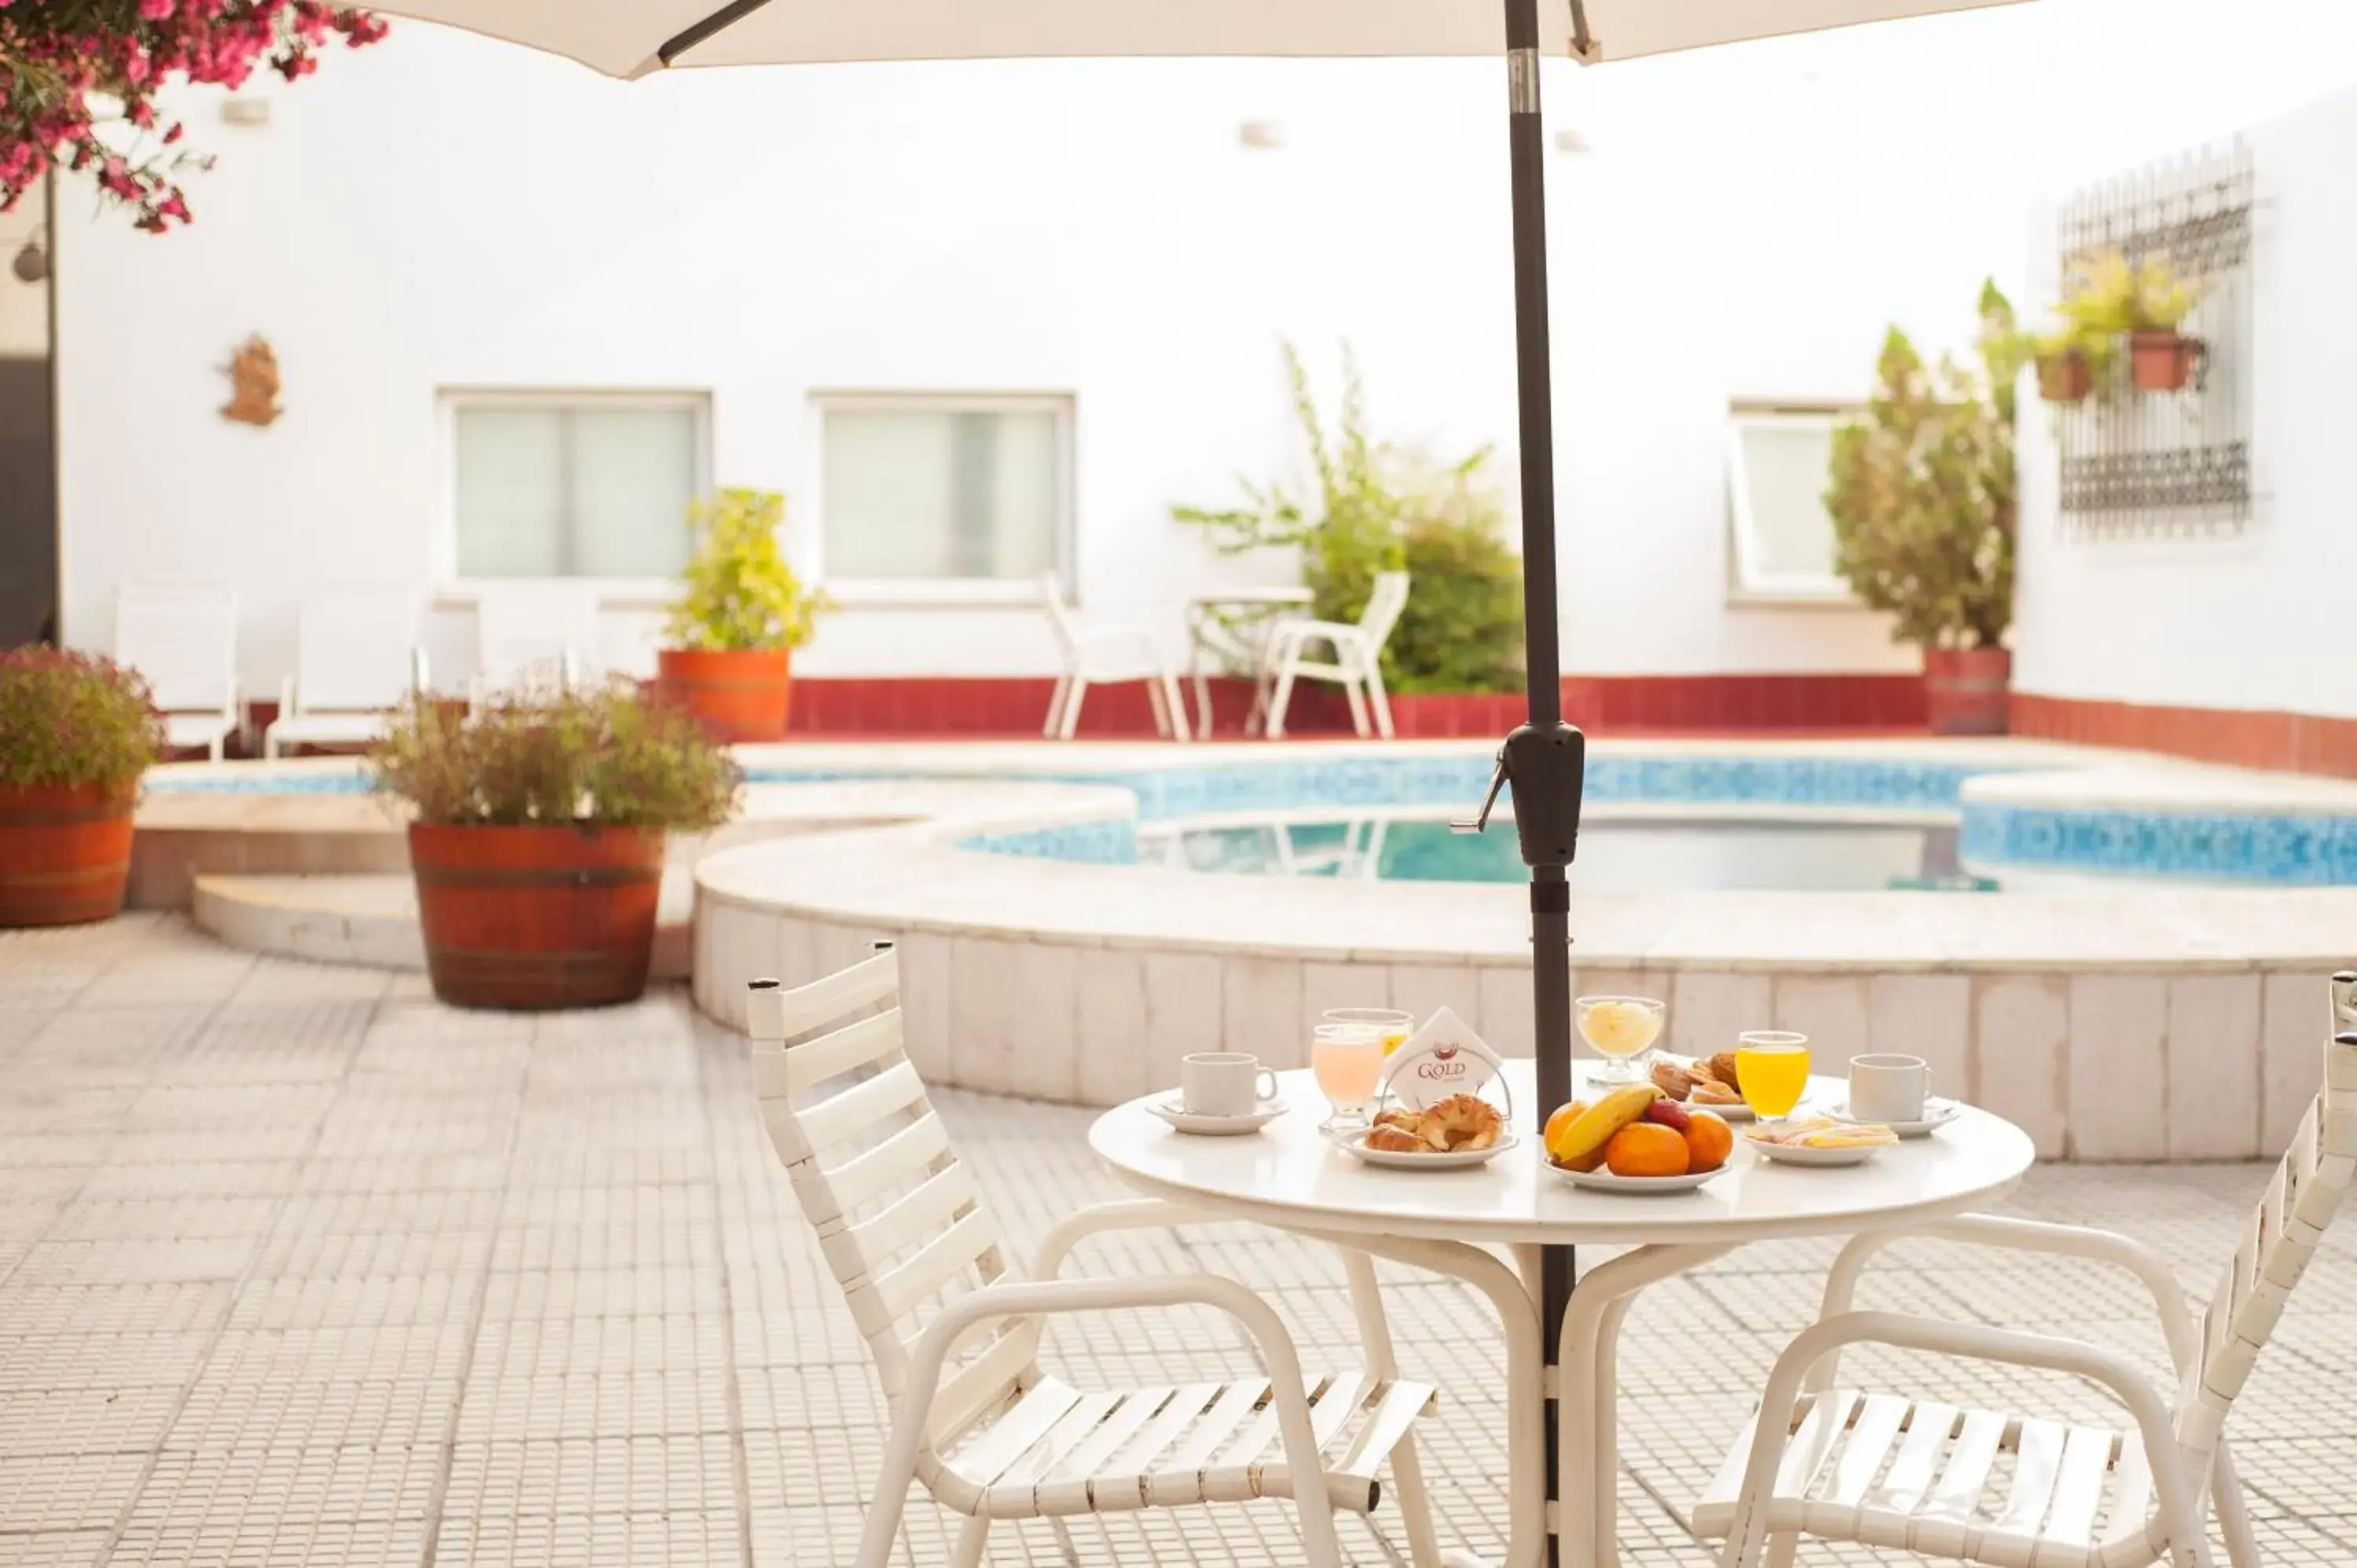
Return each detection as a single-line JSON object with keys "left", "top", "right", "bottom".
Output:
{"left": 114, "top": 583, "right": 240, "bottom": 760}
{"left": 264, "top": 586, "right": 427, "bottom": 757}
{"left": 1694, "top": 977, "right": 2357, "bottom": 1568}
{"left": 1258, "top": 570, "right": 1409, "bottom": 740}
{"left": 471, "top": 582, "right": 602, "bottom": 705}
{"left": 743, "top": 947, "right": 1441, "bottom": 1568}
{"left": 1039, "top": 573, "right": 1189, "bottom": 742}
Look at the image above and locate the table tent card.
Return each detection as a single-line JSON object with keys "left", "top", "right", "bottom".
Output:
{"left": 1376, "top": 1007, "right": 1514, "bottom": 1119}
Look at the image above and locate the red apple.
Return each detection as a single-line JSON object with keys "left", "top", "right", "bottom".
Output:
{"left": 1642, "top": 1098, "right": 1692, "bottom": 1134}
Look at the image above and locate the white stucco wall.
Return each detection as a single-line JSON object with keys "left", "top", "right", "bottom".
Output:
{"left": 49, "top": 0, "right": 2357, "bottom": 697}
{"left": 2014, "top": 79, "right": 2357, "bottom": 719}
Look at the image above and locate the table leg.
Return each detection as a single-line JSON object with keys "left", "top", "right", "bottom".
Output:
{"left": 1311, "top": 1233, "right": 1546, "bottom": 1568}
{"left": 1556, "top": 1244, "right": 1736, "bottom": 1568}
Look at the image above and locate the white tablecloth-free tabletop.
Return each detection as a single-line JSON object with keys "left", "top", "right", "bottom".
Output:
{"left": 1089, "top": 1061, "right": 2036, "bottom": 1568}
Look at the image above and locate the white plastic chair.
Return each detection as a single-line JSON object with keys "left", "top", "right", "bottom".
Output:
{"left": 115, "top": 584, "right": 239, "bottom": 760}
{"left": 472, "top": 583, "right": 600, "bottom": 706}
{"left": 264, "top": 586, "right": 427, "bottom": 757}
{"left": 744, "top": 947, "right": 1439, "bottom": 1568}
{"left": 1695, "top": 974, "right": 2357, "bottom": 1568}
{"left": 1039, "top": 574, "right": 1189, "bottom": 742}
{"left": 1257, "top": 570, "right": 1408, "bottom": 740}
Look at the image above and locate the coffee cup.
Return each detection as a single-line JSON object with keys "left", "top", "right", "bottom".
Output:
{"left": 1847, "top": 1053, "right": 1932, "bottom": 1124}
{"left": 1182, "top": 1052, "right": 1279, "bottom": 1118}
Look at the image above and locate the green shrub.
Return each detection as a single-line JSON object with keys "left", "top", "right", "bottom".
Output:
{"left": 1824, "top": 281, "right": 2017, "bottom": 652}
{"left": 664, "top": 488, "right": 832, "bottom": 653}
{"left": 0, "top": 647, "right": 163, "bottom": 800}
{"left": 1175, "top": 341, "right": 1523, "bottom": 693}
{"left": 372, "top": 683, "right": 742, "bottom": 830}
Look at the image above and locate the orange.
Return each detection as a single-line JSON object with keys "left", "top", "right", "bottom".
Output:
{"left": 1682, "top": 1110, "right": 1733, "bottom": 1174}
{"left": 1604, "top": 1121, "right": 1690, "bottom": 1179}
{"left": 1544, "top": 1101, "right": 1587, "bottom": 1149}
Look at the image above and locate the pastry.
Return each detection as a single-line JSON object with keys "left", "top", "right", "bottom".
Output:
{"left": 1424, "top": 1093, "right": 1503, "bottom": 1151}
{"left": 1651, "top": 1060, "right": 1698, "bottom": 1099}
{"left": 1708, "top": 1051, "right": 1742, "bottom": 1090}
{"left": 1364, "top": 1123, "right": 1429, "bottom": 1153}
{"left": 1689, "top": 1078, "right": 1742, "bottom": 1107}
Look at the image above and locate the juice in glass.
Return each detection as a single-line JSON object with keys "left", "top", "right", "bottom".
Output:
{"left": 1735, "top": 1031, "right": 1811, "bottom": 1121}
{"left": 1324, "top": 1007, "right": 1414, "bottom": 1057}
{"left": 1311, "top": 1023, "right": 1385, "bottom": 1131}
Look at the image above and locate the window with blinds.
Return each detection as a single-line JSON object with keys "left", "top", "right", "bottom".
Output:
{"left": 447, "top": 394, "right": 707, "bottom": 579}
{"left": 819, "top": 397, "right": 1068, "bottom": 584}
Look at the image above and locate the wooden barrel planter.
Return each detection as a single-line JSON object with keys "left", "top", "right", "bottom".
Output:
{"left": 0, "top": 782, "right": 136, "bottom": 927}
{"left": 656, "top": 648, "right": 792, "bottom": 742}
{"left": 409, "top": 822, "right": 665, "bottom": 1010}
{"left": 1923, "top": 647, "right": 2012, "bottom": 736}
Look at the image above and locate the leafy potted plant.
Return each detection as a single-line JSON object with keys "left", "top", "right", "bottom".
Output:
{"left": 0, "top": 648, "right": 163, "bottom": 925}
{"left": 2048, "top": 251, "right": 2202, "bottom": 397}
{"left": 1826, "top": 282, "right": 2018, "bottom": 735}
{"left": 2031, "top": 328, "right": 2094, "bottom": 405}
{"left": 657, "top": 488, "right": 831, "bottom": 742}
{"left": 372, "top": 683, "right": 742, "bottom": 1010}
{"left": 2123, "top": 255, "right": 2201, "bottom": 393}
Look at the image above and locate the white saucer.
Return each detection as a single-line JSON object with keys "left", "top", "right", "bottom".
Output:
{"left": 1827, "top": 1098, "right": 1963, "bottom": 1138}
{"left": 1335, "top": 1130, "right": 1519, "bottom": 1170}
{"left": 1548, "top": 1164, "right": 1725, "bottom": 1194}
{"left": 1146, "top": 1095, "right": 1287, "bottom": 1136}
{"left": 1746, "top": 1136, "right": 1886, "bottom": 1168}
{"left": 1679, "top": 1097, "right": 1757, "bottom": 1123}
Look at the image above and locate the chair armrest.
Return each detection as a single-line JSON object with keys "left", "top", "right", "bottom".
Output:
{"left": 1814, "top": 1215, "right": 2198, "bottom": 1378}
{"left": 277, "top": 675, "right": 296, "bottom": 721}
{"left": 1028, "top": 1199, "right": 1233, "bottom": 1280}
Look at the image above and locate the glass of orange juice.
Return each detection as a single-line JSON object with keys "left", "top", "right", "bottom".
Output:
{"left": 1736, "top": 1031, "right": 1811, "bottom": 1123}
{"left": 1323, "top": 1007, "right": 1415, "bottom": 1057}
{"left": 1575, "top": 995, "right": 1666, "bottom": 1085}
{"left": 1311, "top": 1023, "right": 1386, "bottom": 1134}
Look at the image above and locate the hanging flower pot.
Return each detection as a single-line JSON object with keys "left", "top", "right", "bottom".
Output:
{"left": 2129, "top": 328, "right": 2201, "bottom": 393}
{"left": 2036, "top": 349, "right": 2091, "bottom": 404}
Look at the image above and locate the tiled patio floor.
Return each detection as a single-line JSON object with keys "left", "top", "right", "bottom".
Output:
{"left": 3, "top": 917, "right": 2353, "bottom": 1566}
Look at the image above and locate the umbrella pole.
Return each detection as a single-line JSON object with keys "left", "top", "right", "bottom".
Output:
{"left": 1502, "top": 0, "right": 1586, "bottom": 1562}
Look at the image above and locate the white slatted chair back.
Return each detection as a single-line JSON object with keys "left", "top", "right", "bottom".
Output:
{"left": 296, "top": 586, "right": 423, "bottom": 713}
{"left": 476, "top": 583, "right": 600, "bottom": 695}
{"left": 746, "top": 947, "right": 1040, "bottom": 1451}
{"left": 1039, "top": 573, "right": 1083, "bottom": 659}
{"left": 2172, "top": 994, "right": 2357, "bottom": 1464}
{"left": 115, "top": 583, "right": 236, "bottom": 713}
{"left": 1356, "top": 570, "right": 1410, "bottom": 652}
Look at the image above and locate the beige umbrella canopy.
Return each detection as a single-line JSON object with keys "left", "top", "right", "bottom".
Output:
{"left": 368, "top": 0, "right": 2026, "bottom": 77}
{"left": 365, "top": 7, "right": 2029, "bottom": 1556}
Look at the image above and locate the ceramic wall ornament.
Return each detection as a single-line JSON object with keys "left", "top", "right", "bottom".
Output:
{"left": 221, "top": 335, "right": 281, "bottom": 426}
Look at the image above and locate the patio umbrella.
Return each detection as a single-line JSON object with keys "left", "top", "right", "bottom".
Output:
{"left": 363, "top": 0, "right": 2030, "bottom": 1559}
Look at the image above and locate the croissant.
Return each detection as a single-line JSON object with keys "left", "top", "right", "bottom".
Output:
{"left": 1363, "top": 1123, "right": 1429, "bottom": 1154}
{"left": 1423, "top": 1093, "right": 1502, "bottom": 1151}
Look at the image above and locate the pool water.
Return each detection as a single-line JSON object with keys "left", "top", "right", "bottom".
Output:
{"left": 1138, "top": 816, "right": 1994, "bottom": 892}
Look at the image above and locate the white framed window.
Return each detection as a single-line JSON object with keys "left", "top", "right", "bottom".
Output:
{"left": 814, "top": 392, "right": 1072, "bottom": 603}
{"left": 1726, "top": 401, "right": 1860, "bottom": 605}
{"left": 438, "top": 390, "right": 711, "bottom": 593}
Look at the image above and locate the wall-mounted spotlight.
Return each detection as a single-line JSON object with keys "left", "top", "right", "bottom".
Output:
{"left": 12, "top": 229, "right": 46, "bottom": 284}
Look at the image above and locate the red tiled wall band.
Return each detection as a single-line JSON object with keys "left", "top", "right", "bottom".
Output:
{"left": 2012, "top": 692, "right": 2357, "bottom": 779}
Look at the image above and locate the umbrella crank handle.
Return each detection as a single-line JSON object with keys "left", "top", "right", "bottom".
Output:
{"left": 1450, "top": 755, "right": 1511, "bottom": 835}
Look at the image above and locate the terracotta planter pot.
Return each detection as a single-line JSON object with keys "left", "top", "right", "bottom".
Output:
{"left": 0, "top": 782, "right": 136, "bottom": 927}
{"left": 1923, "top": 647, "right": 2012, "bottom": 737}
{"left": 656, "top": 647, "right": 792, "bottom": 742}
{"left": 408, "top": 822, "right": 665, "bottom": 1010}
{"left": 2036, "top": 350, "right": 2092, "bottom": 404}
{"left": 2130, "top": 329, "right": 2201, "bottom": 393}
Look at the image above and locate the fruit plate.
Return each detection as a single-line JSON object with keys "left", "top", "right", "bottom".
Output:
{"left": 1548, "top": 1164, "right": 1725, "bottom": 1194}
{"left": 1146, "top": 1096, "right": 1288, "bottom": 1136}
{"left": 1746, "top": 1136, "right": 1886, "bottom": 1168}
{"left": 1826, "top": 1098, "right": 1962, "bottom": 1138}
{"left": 1336, "top": 1130, "right": 1520, "bottom": 1170}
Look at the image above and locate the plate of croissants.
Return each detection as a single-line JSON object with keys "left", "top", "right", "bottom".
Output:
{"left": 1337, "top": 1094, "right": 1516, "bottom": 1169}
{"left": 1648, "top": 1053, "right": 1756, "bottom": 1119}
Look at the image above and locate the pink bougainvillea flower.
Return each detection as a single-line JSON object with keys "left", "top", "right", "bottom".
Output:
{"left": 0, "top": 1, "right": 386, "bottom": 229}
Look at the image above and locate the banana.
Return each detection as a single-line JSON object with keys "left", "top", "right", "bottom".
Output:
{"left": 1545, "top": 1083, "right": 1662, "bottom": 1170}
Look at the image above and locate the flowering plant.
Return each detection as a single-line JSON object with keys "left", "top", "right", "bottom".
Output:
{"left": 0, "top": 1, "right": 387, "bottom": 231}
{"left": 663, "top": 488, "right": 832, "bottom": 654}
{"left": 0, "top": 645, "right": 164, "bottom": 799}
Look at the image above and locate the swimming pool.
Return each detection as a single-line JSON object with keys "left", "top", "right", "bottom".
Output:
{"left": 1137, "top": 815, "right": 1989, "bottom": 892}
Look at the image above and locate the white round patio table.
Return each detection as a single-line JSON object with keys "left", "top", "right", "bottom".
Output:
{"left": 1088, "top": 1061, "right": 2036, "bottom": 1568}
